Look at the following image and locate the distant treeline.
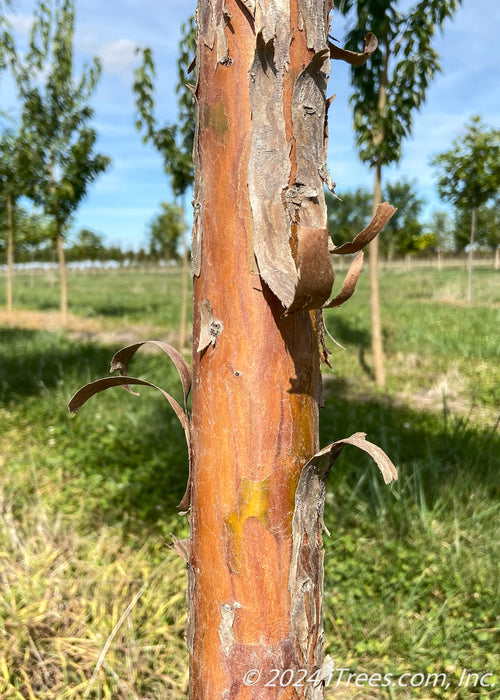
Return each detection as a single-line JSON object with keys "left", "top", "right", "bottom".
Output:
{"left": 0, "top": 243, "right": 178, "bottom": 266}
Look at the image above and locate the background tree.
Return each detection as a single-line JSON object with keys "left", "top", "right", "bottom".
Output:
{"left": 0, "top": 203, "right": 54, "bottom": 301}
{"left": 427, "top": 209, "right": 454, "bottom": 268}
{"left": 382, "top": 179, "right": 424, "bottom": 260}
{"left": 146, "top": 201, "right": 183, "bottom": 263}
{"left": 479, "top": 195, "right": 500, "bottom": 269}
{"left": 453, "top": 197, "right": 500, "bottom": 269}
{"left": 133, "top": 16, "right": 195, "bottom": 348}
{"left": 0, "top": 7, "right": 24, "bottom": 319}
{"left": 336, "top": 0, "right": 463, "bottom": 386}
{"left": 14, "top": 0, "right": 110, "bottom": 324}
{"left": 13, "top": 206, "right": 52, "bottom": 259}
{"left": 431, "top": 115, "right": 500, "bottom": 304}
{"left": 66, "top": 228, "right": 105, "bottom": 262}
{"left": 0, "top": 1, "right": 14, "bottom": 79}
{"left": 0, "top": 127, "right": 24, "bottom": 319}
{"left": 326, "top": 187, "right": 372, "bottom": 248}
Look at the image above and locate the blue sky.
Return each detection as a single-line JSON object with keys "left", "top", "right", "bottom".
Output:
{"left": 2, "top": 0, "right": 499, "bottom": 250}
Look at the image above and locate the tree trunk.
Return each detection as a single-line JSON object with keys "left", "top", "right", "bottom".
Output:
{"left": 189, "top": 0, "right": 331, "bottom": 696}
{"left": 466, "top": 204, "right": 476, "bottom": 306}
{"left": 6, "top": 191, "right": 14, "bottom": 323}
{"left": 387, "top": 239, "right": 394, "bottom": 263}
{"left": 370, "top": 159, "right": 385, "bottom": 388}
{"left": 494, "top": 246, "right": 499, "bottom": 271}
{"left": 57, "top": 225, "right": 68, "bottom": 325}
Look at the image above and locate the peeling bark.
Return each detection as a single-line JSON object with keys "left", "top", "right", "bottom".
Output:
{"left": 298, "top": 0, "right": 333, "bottom": 52}
{"left": 288, "top": 455, "right": 327, "bottom": 699}
{"left": 248, "top": 29, "right": 297, "bottom": 308}
{"left": 330, "top": 202, "right": 396, "bottom": 255}
{"left": 188, "top": 1, "right": 394, "bottom": 697}
{"left": 288, "top": 226, "right": 334, "bottom": 312}
{"left": 324, "top": 251, "right": 364, "bottom": 309}
{"left": 68, "top": 345, "right": 193, "bottom": 510}
{"left": 329, "top": 32, "right": 378, "bottom": 66}
{"left": 288, "top": 433, "right": 397, "bottom": 696}
{"left": 289, "top": 49, "right": 330, "bottom": 224}
{"left": 197, "top": 298, "right": 224, "bottom": 353}
{"left": 247, "top": 3, "right": 335, "bottom": 313}
{"left": 190, "top": 1, "right": 330, "bottom": 696}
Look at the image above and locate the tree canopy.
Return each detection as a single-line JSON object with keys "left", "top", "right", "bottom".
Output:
{"left": 427, "top": 209, "right": 454, "bottom": 253}
{"left": 133, "top": 16, "right": 196, "bottom": 198}
{"left": 336, "top": 0, "right": 463, "bottom": 168}
{"left": 0, "top": 127, "right": 21, "bottom": 201}
{"left": 431, "top": 115, "right": 500, "bottom": 213}
{"left": 1, "top": 1, "right": 15, "bottom": 102}
{"left": 146, "top": 201, "right": 183, "bottom": 262}
{"left": 431, "top": 115, "right": 500, "bottom": 304}
{"left": 67, "top": 228, "right": 105, "bottom": 261}
{"left": 383, "top": 179, "right": 426, "bottom": 256}
{"left": 15, "top": 0, "right": 111, "bottom": 237}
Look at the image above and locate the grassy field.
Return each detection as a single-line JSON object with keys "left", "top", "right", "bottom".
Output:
{"left": 0, "top": 264, "right": 499, "bottom": 698}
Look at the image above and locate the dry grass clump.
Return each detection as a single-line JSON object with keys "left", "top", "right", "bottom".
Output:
{"left": 0, "top": 493, "right": 188, "bottom": 699}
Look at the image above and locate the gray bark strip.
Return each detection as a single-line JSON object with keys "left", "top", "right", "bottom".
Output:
{"left": 248, "top": 28, "right": 297, "bottom": 308}
{"left": 298, "top": 0, "right": 333, "bottom": 51}
{"left": 289, "top": 48, "right": 330, "bottom": 226}
{"left": 286, "top": 49, "right": 334, "bottom": 311}
{"left": 249, "top": 5, "right": 336, "bottom": 311}
{"left": 289, "top": 454, "right": 327, "bottom": 699}
{"left": 289, "top": 431, "right": 397, "bottom": 696}
{"left": 255, "top": 0, "right": 291, "bottom": 49}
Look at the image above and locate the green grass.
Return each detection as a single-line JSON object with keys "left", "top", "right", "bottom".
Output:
{"left": 1, "top": 267, "right": 191, "bottom": 330}
{"left": 320, "top": 392, "right": 499, "bottom": 698}
{"left": 324, "top": 265, "right": 500, "bottom": 407}
{"left": 0, "top": 264, "right": 499, "bottom": 698}
{"left": 0, "top": 330, "right": 191, "bottom": 698}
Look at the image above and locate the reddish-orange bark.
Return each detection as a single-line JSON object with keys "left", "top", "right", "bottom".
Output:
{"left": 189, "top": 0, "right": 328, "bottom": 697}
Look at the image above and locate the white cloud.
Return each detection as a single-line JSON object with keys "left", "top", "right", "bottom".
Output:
{"left": 5, "top": 12, "right": 33, "bottom": 35}
{"left": 95, "top": 38, "right": 138, "bottom": 77}
{"left": 79, "top": 34, "right": 138, "bottom": 79}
